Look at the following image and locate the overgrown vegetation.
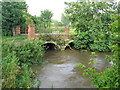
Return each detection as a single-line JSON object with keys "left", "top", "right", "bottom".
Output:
{"left": 65, "top": 1, "right": 118, "bottom": 52}
{"left": 76, "top": 44, "right": 119, "bottom": 88}
{"left": 65, "top": 1, "right": 119, "bottom": 88}
{"left": 1, "top": 0, "right": 119, "bottom": 88}
{"left": 2, "top": 1, "right": 28, "bottom": 36}
{"left": 39, "top": 10, "right": 53, "bottom": 28}
{"left": 35, "top": 26, "right": 65, "bottom": 34}
{"left": 2, "top": 35, "right": 27, "bottom": 41}
{"left": 2, "top": 39, "right": 45, "bottom": 88}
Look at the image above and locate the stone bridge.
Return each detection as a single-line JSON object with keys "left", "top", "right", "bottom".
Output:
{"left": 14, "top": 24, "right": 77, "bottom": 50}
{"left": 27, "top": 24, "right": 76, "bottom": 50}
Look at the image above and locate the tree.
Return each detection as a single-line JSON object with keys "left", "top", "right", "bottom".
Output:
{"left": 76, "top": 12, "right": 119, "bottom": 88}
{"left": 51, "top": 19, "right": 63, "bottom": 26}
{"left": 2, "top": 1, "right": 27, "bottom": 36}
{"left": 40, "top": 9, "right": 53, "bottom": 28}
{"left": 20, "top": 13, "right": 34, "bottom": 34}
{"left": 31, "top": 16, "right": 40, "bottom": 25}
{"left": 31, "top": 16, "right": 43, "bottom": 33}
{"left": 61, "top": 13, "right": 70, "bottom": 26}
{"left": 65, "top": 1, "right": 118, "bottom": 51}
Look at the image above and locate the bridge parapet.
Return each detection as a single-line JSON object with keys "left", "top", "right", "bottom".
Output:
{"left": 36, "top": 33, "right": 77, "bottom": 40}
{"left": 27, "top": 24, "right": 77, "bottom": 40}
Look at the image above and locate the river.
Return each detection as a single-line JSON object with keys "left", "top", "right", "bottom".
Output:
{"left": 31, "top": 49, "right": 112, "bottom": 88}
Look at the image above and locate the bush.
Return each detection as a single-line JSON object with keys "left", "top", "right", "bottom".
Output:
{"left": 73, "top": 31, "right": 113, "bottom": 52}
{"left": 65, "top": 1, "right": 117, "bottom": 52}
{"left": 2, "top": 39, "right": 45, "bottom": 88}
{"left": 76, "top": 45, "right": 119, "bottom": 88}
{"left": 2, "top": 39, "right": 45, "bottom": 65}
{"left": 74, "top": 32, "right": 92, "bottom": 49}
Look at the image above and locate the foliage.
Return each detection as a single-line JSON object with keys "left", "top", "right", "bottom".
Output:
{"left": 61, "top": 13, "right": 70, "bottom": 26}
{"left": 76, "top": 46, "right": 119, "bottom": 88}
{"left": 75, "top": 2, "right": 119, "bottom": 87}
{"left": 2, "top": 35, "right": 27, "bottom": 42}
{"left": 51, "top": 19, "right": 63, "bottom": 26}
{"left": 20, "top": 13, "right": 34, "bottom": 34}
{"left": 36, "top": 26, "right": 65, "bottom": 34}
{"left": 2, "top": 39, "right": 45, "bottom": 88}
{"left": 40, "top": 9, "right": 53, "bottom": 28}
{"left": 2, "top": 39, "right": 45, "bottom": 65}
{"left": 24, "top": 13, "right": 34, "bottom": 25}
{"left": 76, "top": 63, "right": 86, "bottom": 68}
{"left": 31, "top": 16, "right": 41, "bottom": 25}
{"left": 2, "top": 1, "right": 28, "bottom": 36}
{"left": 74, "top": 32, "right": 91, "bottom": 49}
{"left": 65, "top": 1, "right": 118, "bottom": 51}
{"left": 2, "top": 52, "right": 35, "bottom": 88}
{"left": 70, "top": 28, "right": 77, "bottom": 34}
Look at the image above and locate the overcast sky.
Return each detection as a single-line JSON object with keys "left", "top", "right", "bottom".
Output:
{"left": 25, "top": 0, "right": 119, "bottom": 21}
{"left": 25, "top": 0, "right": 76, "bottom": 21}
{"left": 1, "top": 0, "right": 119, "bottom": 21}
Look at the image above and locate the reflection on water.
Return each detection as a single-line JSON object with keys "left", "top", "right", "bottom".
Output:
{"left": 31, "top": 49, "right": 112, "bottom": 88}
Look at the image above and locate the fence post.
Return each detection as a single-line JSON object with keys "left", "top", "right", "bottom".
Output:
{"left": 28, "top": 24, "right": 35, "bottom": 39}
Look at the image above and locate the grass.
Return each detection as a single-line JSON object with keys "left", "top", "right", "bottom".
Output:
{"left": 2, "top": 35, "right": 28, "bottom": 41}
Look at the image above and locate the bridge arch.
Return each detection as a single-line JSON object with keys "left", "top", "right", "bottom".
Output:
{"left": 64, "top": 40, "right": 74, "bottom": 50}
{"left": 43, "top": 41, "right": 59, "bottom": 50}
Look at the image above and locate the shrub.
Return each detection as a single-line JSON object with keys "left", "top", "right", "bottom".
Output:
{"left": 76, "top": 45, "right": 119, "bottom": 88}
{"left": 74, "top": 32, "right": 92, "bottom": 49}
{"left": 2, "top": 39, "right": 45, "bottom": 88}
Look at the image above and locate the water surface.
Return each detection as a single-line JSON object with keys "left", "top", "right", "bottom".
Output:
{"left": 31, "top": 49, "right": 112, "bottom": 88}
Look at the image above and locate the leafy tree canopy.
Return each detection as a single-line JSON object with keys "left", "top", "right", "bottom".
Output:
{"left": 65, "top": 1, "right": 118, "bottom": 51}
{"left": 61, "top": 13, "right": 70, "bottom": 26}
{"left": 2, "top": 1, "right": 28, "bottom": 36}
{"left": 40, "top": 9, "right": 53, "bottom": 28}
{"left": 51, "top": 19, "right": 63, "bottom": 26}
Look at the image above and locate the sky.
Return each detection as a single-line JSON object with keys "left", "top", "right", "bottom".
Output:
{"left": 1, "top": 0, "right": 119, "bottom": 21}
{"left": 25, "top": 0, "right": 119, "bottom": 21}
{"left": 25, "top": 0, "right": 76, "bottom": 21}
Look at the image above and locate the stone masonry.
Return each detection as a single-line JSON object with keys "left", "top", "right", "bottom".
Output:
{"left": 15, "top": 26, "right": 20, "bottom": 35}
{"left": 28, "top": 24, "right": 35, "bottom": 39}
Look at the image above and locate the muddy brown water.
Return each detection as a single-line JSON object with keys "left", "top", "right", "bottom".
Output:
{"left": 31, "top": 49, "right": 112, "bottom": 88}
